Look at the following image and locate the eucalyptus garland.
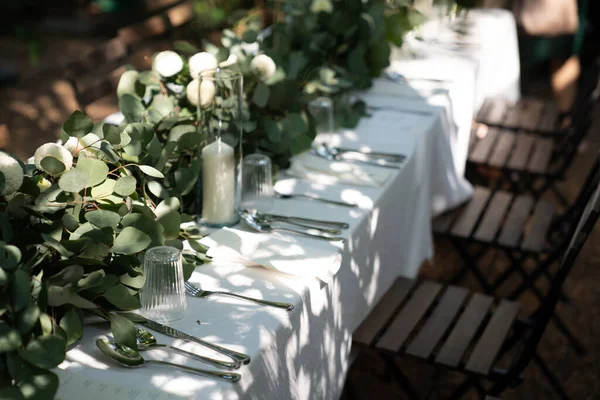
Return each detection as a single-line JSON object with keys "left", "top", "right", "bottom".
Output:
{"left": 0, "top": 1, "right": 425, "bottom": 398}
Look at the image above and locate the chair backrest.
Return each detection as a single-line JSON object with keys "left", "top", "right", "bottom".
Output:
{"left": 510, "top": 174, "right": 600, "bottom": 377}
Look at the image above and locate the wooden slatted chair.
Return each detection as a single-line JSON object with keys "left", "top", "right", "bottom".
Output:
{"left": 467, "top": 63, "right": 599, "bottom": 203}
{"left": 476, "top": 63, "right": 600, "bottom": 138}
{"left": 353, "top": 180, "right": 600, "bottom": 399}
{"left": 432, "top": 152, "right": 600, "bottom": 355}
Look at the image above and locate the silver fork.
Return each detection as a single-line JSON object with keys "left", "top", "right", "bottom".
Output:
{"left": 185, "top": 282, "right": 295, "bottom": 311}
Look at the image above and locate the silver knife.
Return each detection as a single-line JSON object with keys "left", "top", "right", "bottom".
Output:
{"left": 141, "top": 319, "right": 251, "bottom": 366}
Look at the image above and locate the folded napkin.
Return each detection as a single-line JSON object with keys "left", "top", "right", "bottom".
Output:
{"left": 286, "top": 152, "right": 393, "bottom": 188}
{"left": 199, "top": 227, "right": 342, "bottom": 283}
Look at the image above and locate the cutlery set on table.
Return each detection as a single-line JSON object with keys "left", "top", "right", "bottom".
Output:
{"left": 96, "top": 282, "right": 294, "bottom": 383}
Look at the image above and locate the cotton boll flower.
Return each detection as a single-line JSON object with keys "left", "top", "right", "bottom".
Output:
{"left": 189, "top": 52, "right": 218, "bottom": 79}
{"left": 250, "top": 54, "right": 276, "bottom": 81}
{"left": 63, "top": 136, "right": 81, "bottom": 155}
{"left": 311, "top": 0, "right": 333, "bottom": 13}
{"left": 186, "top": 78, "right": 199, "bottom": 106}
{"left": 219, "top": 54, "right": 238, "bottom": 68}
{"left": 0, "top": 152, "right": 24, "bottom": 196}
{"left": 34, "top": 143, "right": 73, "bottom": 176}
{"left": 241, "top": 41, "right": 260, "bottom": 56}
{"left": 153, "top": 51, "right": 184, "bottom": 78}
{"left": 187, "top": 78, "right": 216, "bottom": 107}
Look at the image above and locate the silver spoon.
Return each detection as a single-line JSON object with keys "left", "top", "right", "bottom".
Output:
{"left": 135, "top": 328, "right": 238, "bottom": 370}
{"left": 96, "top": 339, "right": 241, "bottom": 383}
{"left": 185, "top": 282, "right": 294, "bottom": 311}
{"left": 239, "top": 210, "right": 344, "bottom": 242}
{"left": 321, "top": 144, "right": 406, "bottom": 163}
{"left": 274, "top": 190, "right": 359, "bottom": 208}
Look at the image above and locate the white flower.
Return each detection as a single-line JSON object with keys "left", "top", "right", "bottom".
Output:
{"left": 219, "top": 54, "right": 238, "bottom": 68}
{"left": 310, "top": 0, "right": 333, "bottom": 14}
{"left": 34, "top": 143, "right": 73, "bottom": 176}
{"left": 63, "top": 134, "right": 103, "bottom": 159}
{"left": 153, "top": 51, "right": 184, "bottom": 78}
{"left": 36, "top": 176, "right": 52, "bottom": 192}
{"left": 63, "top": 136, "right": 81, "bottom": 155}
{"left": 250, "top": 54, "right": 276, "bottom": 81}
{"left": 241, "top": 41, "right": 260, "bottom": 56}
{"left": 187, "top": 78, "right": 216, "bottom": 107}
{"left": 0, "top": 152, "right": 24, "bottom": 196}
{"left": 188, "top": 52, "right": 218, "bottom": 79}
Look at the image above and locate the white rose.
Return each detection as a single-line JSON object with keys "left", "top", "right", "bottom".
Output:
{"left": 63, "top": 134, "right": 103, "bottom": 159}
{"left": 186, "top": 78, "right": 200, "bottom": 106}
{"left": 219, "top": 54, "right": 238, "bottom": 68}
{"left": 188, "top": 52, "right": 218, "bottom": 79}
{"left": 250, "top": 54, "right": 276, "bottom": 81}
{"left": 0, "top": 152, "right": 24, "bottom": 196}
{"left": 153, "top": 51, "right": 184, "bottom": 78}
{"left": 310, "top": 0, "right": 333, "bottom": 13}
{"left": 34, "top": 143, "right": 73, "bottom": 176}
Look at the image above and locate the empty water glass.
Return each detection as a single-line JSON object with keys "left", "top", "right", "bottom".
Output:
{"left": 241, "top": 154, "right": 273, "bottom": 210}
{"left": 308, "top": 97, "right": 334, "bottom": 135}
{"left": 140, "top": 246, "right": 187, "bottom": 322}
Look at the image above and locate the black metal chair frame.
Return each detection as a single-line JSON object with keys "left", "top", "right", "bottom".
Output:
{"left": 351, "top": 179, "right": 600, "bottom": 400}
{"left": 444, "top": 153, "right": 600, "bottom": 355}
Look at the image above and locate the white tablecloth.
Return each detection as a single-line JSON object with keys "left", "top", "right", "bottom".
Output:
{"left": 56, "top": 94, "right": 469, "bottom": 400}
{"left": 401, "top": 8, "right": 521, "bottom": 110}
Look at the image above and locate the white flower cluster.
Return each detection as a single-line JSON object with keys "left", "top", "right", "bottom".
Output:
{"left": 0, "top": 152, "right": 24, "bottom": 196}
{"left": 153, "top": 51, "right": 184, "bottom": 78}
{"left": 186, "top": 52, "right": 220, "bottom": 106}
{"left": 311, "top": 0, "right": 333, "bottom": 14}
{"left": 250, "top": 54, "right": 276, "bottom": 81}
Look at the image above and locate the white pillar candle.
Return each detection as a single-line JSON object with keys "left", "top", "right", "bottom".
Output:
{"left": 201, "top": 140, "right": 236, "bottom": 225}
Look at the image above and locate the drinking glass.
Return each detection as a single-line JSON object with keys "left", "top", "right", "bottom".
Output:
{"left": 241, "top": 153, "right": 273, "bottom": 210}
{"left": 140, "top": 246, "right": 187, "bottom": 322}
{"left": 308, "top": 97, "right": 334, "bottom": 135}
{"left": 197, "top": 68, "right": 244, "bottom": 227}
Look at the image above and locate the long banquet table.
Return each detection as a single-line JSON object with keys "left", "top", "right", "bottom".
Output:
{"left": 55, "top": 9, "right": 520, "bottom": 400}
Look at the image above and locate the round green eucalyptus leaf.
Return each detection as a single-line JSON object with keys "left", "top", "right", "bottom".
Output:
{"left": 113, "top": 176, "right": 137, "bottom": 196}
{"left": 77, "top": 270, "right": 106, "bottom": 291}
{"left": 77, "top": 158, "right": 109, "bottom": 187}
{"left": 91, "top": 178, "right": 117, "bottom": 198}
{"left": 0, "top": 243, "right": 21, "bottom": 270}
{"left": 138, "top": 165, "right": 164, "bottom": 178}
{"left": 0, "top": 322, "right": 22, "bottom": 353}
{"left": 39, "top": 313, "right": 53, "bottom": 336}
{"left": 17, "top": 301, "right": 40, "bottom": 334}
{"left": 121, "top": 213, "right": 164, "bottom": 248}
{"left": 62, "top": 110, "right": 93, "bottom": 138}
{"left": 61, "top": 214, "right": 80, "bottom": 231}
{"left": 19, "top": 370, "right": 59, "bottom": 400}
{"left": 39, "top": 156, "right": 66, "bottom": 176}
{"left": 59, "top": 309, "right": 83, "bottom": 346}
{"left": 110, "top": 227, "right": 151, "bottom": 255}
{"left": 120, "top": 94, "right": 145, "bottom": 123}
{"left": 119, "top": 272, "right": 146, "bottom": 290}
{"left": 1, "top": 386, "right": 25, "bottom": 400}
{"left": 47, "top": 285, "right": 97, "bottom": 309}
{"left": 108, "top": 313, "right": 137, "bottom": 350}
{"left": 242, "top": 29, "right": 258, "bottom": 43}
{"left": 85, "top": 210, "right": 121, "bottom": 230}
{"left": 58, "top": 169, "right": 88, "bottom": 193}
{"left": 103, "top": 283, "right": 141, "bottom": 310}
{"left": 11, "top": 269, "right": 30, "bottom": 312}
{"left": 70, "top": 223, "right": 114, "bottom": 246}
{"left": 19, "top": 335, "right": 66, "bottom": 369}
{"left": 0, "top": 267, "right": 6, "bottom": 287}
{"left": 146, "top": 181, "right": 169, "bottom": 199}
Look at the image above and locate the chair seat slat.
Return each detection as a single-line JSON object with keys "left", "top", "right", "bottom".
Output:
{"left": 527, "top": 138, "right": 554, "bottom": 174}
{"left": 353, "top": 278, "right": 415, "bottom": 346}
{"left": 377, "top": 281, "right": 442, "bottom": 352}
{"left": 469, "top": 127, "right": 499, "bottom": 164}
{"left": 435, "top": 293, "right": 494, "bottom": 368}
{"left": 521, "top": 200, "right": 555, "bottom": 252}
{"left": 473, "top": 192, "right": 513, "bottom": 242}
{"left": 519, "top": 98, "right": 545, "bottom": 132}
{"left": 465, "top": 300, "right": 520, "bottom": 375}
{"left": 507, "top": 134, "right": 535, "bottom": 170}
{"left": 450, "top": 187, "right": 492, "bottom": 238}
{"left": 406, "top": 286, "right": 469, "bottom": 359}
{"left": 488, "top": 131, "right": 516, "bottom": 167}
{"left": 497, "top": 196, "right": 535, "bottom": 248}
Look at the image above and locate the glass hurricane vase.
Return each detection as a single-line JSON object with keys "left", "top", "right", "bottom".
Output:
{"left": 196, "top": 68, "right": 244, "bottom": 227}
